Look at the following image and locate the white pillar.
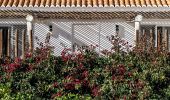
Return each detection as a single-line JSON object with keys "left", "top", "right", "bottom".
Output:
{"left": 155, "top": 25, "right": 157, "bottom": 47}
{"left": 134, "top": 15, "right": 143, "bottom": 44}
{"left": 135, "top": 21, "right": 140, "bottom": 32}
{"left": 26, "top": 15, "right": 34, "bottom": 51}
{"left": 135, "top": 15, "right": 143, "bottom": 32}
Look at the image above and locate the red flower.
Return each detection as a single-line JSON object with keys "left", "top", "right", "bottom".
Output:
{"left": 25, "top": 52, "right": 32, "bottom": 58}
{"left": 136, "top": 80, "right": 144, "bottom": 89}
{"left": 5, "top": 63, "right": 20, "bottom": 73}
{"left": 25, "top": 64, "right": 32, "bottom": 71}
{"left": 128, "top": 72, "right": 133, "bottom": 77}
{"left": 14, "top": 58, "right": 22, "bottom": 63}
{"left": 74, "top": 79, "right": 81, "bottom": 84}
{"left": 77, "top": 54, "right": 84, "bottom": 61}
{"left": 82, "top": 80, "right": 89, "bottom": 87}
{"left": 53, "top": 82, "right": 58, "bottom": 87}
{"left": 15, "top": 64, "right": 20, "bottom": 68}
{"left": 77, "top": 63, "right": 85, "bottom": 70}
{"left": 92, "top": 86, "right": 100, "bottom": 97}
{"left": 64, "top": 82, "right": 75, "bottom": 90}
{"left": 118, "top": 65, "right": 126, "bottom": 75}
{"left": 35, "top": 56, "right": 41, "bottom": 63}
{"left": 124, "top": 95, "right": 126, "bottom": 100}
{"left": 112, "top": 75, "right": 116, "bottom": 80}
{"left": 82, "top": 70, "right": 89, "bottom": 78}
{"left": 79, "top": 63, "right": 83, "bottom": 68}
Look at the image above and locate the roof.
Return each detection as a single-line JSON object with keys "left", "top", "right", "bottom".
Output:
{"left": 0, "top": 0, "right": 170, "bottom": 7}
{"left": 0, "top": 0, "right": 170, "bottom": 19}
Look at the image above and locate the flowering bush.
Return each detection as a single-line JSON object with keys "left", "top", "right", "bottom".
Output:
{"left": 0, "top": 33, "right": 170, "bottom": 99}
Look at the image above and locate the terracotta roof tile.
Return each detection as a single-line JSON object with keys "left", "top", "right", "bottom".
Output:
{"left": 93, "top": 0, "right": 98, "bottom": 7}
{"left": 125, "top": 0, "right": 130, "bottom": 7}
{"left": 155, "top": 0, "right": 162, "bottom": 6}
{"left": 71, "top": 0, "right": 74, "bottom": 6}
{"left": 109, "top": 0, "right": 114, "bottom": 6}
{"left": 18, "top": 0, "right": 24, "bottom": 7}
{"left": 129, "top": 0, "right": 135, "bottom": 6}
{"left": 140, "top": 0, "right": 146, "bottom": 7}
{"left": 166, "top": 0, "right": 170, "bottom": 6}
{"left": 0, "top": 0, "right": 169, "bottom": 7}
{"left": 135, "top": 0, "right": 141, "bottom": 7}
{"left": 150, "top": 0, "right": 157, "bottom": 6}
{"left": 45, "top": 0, "right": 50, "bottom": 7}
{"left": 51, "top": 0, "right": 56, "bottom": 6}
{"left": 35, "top": 0, "right": 40, "bottom": 7}
{"left": 2, "top": 0, "right": 8, "bottom": 7}
{"left": 24, "top": 0, "right": 30, "bottom": 7}
{"left": 7, "top": 0, "right": 13, "bottom": 7}
{"left": 29, "top": 0, "right": 35, "bottom": 7}
{"left": 145, "top": 0, "right": 151, "bottom": 6}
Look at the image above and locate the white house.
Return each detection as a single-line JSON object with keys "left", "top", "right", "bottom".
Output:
{"left": 0, "top": 0, "right": 170, "bottom": 57}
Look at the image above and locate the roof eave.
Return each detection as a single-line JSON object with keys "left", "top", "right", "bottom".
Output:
{"left": 0, "top": 7, "right": 170, "bottom": 12}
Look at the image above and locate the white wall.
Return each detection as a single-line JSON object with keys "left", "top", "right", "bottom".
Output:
{"left": 2, "top": 18, "right": 170, "bottom": 57}
{"left": 33, "top": 19, "right": 135, "bottom": 56}
{"left": 0, "top": 19, "right": 26, "bottom": 25}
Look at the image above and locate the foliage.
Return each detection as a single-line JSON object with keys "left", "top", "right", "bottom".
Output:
{"left": 0, "top": 33, "right": 169, "bottom": 99}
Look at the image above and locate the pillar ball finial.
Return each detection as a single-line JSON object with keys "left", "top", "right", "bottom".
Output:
{"left": 135, "top": 15, "right": 143, "bottom": 22}
{"left": 26, "top": 15, "right": 34, "bottom": 22}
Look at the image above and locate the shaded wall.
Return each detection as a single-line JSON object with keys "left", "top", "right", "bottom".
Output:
{"left": 33, "top": 19, "right": 135, "bottom": 56}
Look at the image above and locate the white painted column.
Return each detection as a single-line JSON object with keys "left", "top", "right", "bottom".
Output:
{"left": 135, "top": 21, "right": 140, "bottom": 32}
{"left": 134, "top": 15, "right": 143, "bottom": 44}
{"left": 135, "top": 15, "right": 143, "bottom": 32}
{"left": 26, "top": 15, "right": 34, "bottom": 51}
{"left": 155, "top": 25, "right": 157, "bottom": 47}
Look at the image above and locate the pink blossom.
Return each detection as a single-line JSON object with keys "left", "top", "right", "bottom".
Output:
{"left": 5, "top": 63, "right": 20, "bottom": 73}
{"left": 82, "top": 70, "right": 89, "bottom": 78}
{"left": 64, "top": 82, "right": 75, "bottom": 90}
{"left": 128, "top": 72, "right": 133, "bottom": 77}
{"left": 112, "top": 75, "right": 116, "bottom": 80}
{"left": 124, "top": 95, "right": 126, "bottom": 100}
{"left": 14, "top": 58, "right": 22, "bottom": 63}
{"left": 92, "top": 86, "right": 100, "bottom": 97}
{"left": 74, "top": 79, "right": 81, "bottom": 84}
{"left": 118, "top": 65, "right": 126, "bottom": 75}
{"left": 25, "top": 52, "right": 32, "bottom": 58}
{"left": 81, "top": 80, "right": 89, "bottom": 86}
{"left": 53, "top": 82, "right": 58, "bottom": 87}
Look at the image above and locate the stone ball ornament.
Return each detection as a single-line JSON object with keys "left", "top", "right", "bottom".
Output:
{"left": 135, "top": 15, "right": 143, "bottom": 22}
{"left": 26, "top": 15, "right": 34, "bottom": 22}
